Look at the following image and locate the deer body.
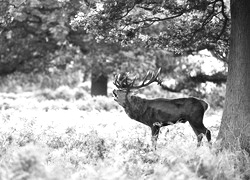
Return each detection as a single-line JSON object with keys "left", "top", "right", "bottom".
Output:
{"left": 113, "top": 68, "right": 211, "bottom": 149}
{"left": 124, "top": 95, "right": 208, "bottom": 127}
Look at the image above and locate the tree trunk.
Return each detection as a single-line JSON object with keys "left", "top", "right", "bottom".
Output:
{"left": 91, "top": 71, "right": 108, "bottom": 96}
{"left": 217, "top": 0, "right": 250, "bottom": 153}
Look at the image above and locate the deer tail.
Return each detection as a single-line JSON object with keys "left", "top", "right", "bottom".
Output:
{"left": 200, "top": 100, "right": 209, "bottom": 112}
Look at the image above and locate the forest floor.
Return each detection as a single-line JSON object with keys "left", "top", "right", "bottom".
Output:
{"left": 0, "top": 92, "right": 249, "bottom": 180}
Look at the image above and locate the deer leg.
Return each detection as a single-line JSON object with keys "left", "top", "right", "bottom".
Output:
{"left": 197, "top": 134, "right": 203, "bottom": 147}
{"left": 151, "top": 126, "right": 160, "bottom": 150}
{"left": 189, "top": 123, "right": 204, "bottom": 147}
{"left": 189, "top": 122, "right": 211, "bottom": 147}
{"left": 196, "top": 126, "right": 211, "bottom": 145}
{"left": 205, "top": 129, "right": 211, "bottom": 142}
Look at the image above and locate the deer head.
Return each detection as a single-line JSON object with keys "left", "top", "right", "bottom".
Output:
{"left": 113, "top": 68, "right": 162, "bottom": 107}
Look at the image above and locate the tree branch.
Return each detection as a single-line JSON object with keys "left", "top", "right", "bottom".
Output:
{"left": 215, "top": 0, "right": 229, "bottom": 42}
{"left": 115, "top": 3, "right": 136, "bottom": 20}
{"left": 190, "top": 72, "right": 227, "bottom": 84}
{"left": 159, "top": 83, "right": 187, "bottom": 93}
{"left": 132, "top": 13, "right": 184, "bottom": 24}
{"left": 159, "top": 71, "right": 227, "bottom": 93}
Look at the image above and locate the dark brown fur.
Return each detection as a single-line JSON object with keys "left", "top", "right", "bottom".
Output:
{"left": 113, "top": 90, "right": 211, "bottom": 148}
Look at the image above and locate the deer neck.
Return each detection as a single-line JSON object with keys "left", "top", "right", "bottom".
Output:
{"left": 124, "top": 95, "right": 147, "bottom": 121}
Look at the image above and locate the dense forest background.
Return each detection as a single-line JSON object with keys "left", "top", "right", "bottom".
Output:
{"left": 0, "top": 0, "right": 227, "bottom": 99}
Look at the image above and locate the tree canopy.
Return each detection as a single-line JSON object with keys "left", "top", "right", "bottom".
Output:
{"left": 0, "top": 0, "right": 157, "bottom": 75}
{"left": 0, "top": 0, "right": 86, "bottom": 75}
{"left": 71, "top": 0, "right": 230, "bottom": 62}
{"left": 70, "top": 0, "right": 229, "bottom": 95}
{"left": 0, "top": 0, "right": 228, "bottom": 96}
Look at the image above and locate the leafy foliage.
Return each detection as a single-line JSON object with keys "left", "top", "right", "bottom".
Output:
{"left": 0, "top": 0, "right": 159, "bottom": 82}
{"left": 0, "top": 0, "right": 229, "bottom": 96}
{"left": 0, "top": 0, "right": 86, "bottom": 74}
{"left": 72, "top": 0, "right": 230, "bottom": 61}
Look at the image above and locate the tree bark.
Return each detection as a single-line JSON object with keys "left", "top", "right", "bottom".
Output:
{"left": 217, "top": 0, "right": 250, "bottom": 153}
{"left": 91, "top": 71, "right": 108, "bottom": 96}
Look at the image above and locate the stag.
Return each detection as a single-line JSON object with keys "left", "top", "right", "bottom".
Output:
{"left": 113, "top": 68, "right": 211, "bottom": 149}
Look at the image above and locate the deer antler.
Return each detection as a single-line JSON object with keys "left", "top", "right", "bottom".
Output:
{"left": 114, "top": 68, "right": 162, "bottom": 90}
{"left": 114, "top": 73, "right": 132, "bottom": 89}
{"left": 130, "top": 68, "right": 162, "bottom": 89}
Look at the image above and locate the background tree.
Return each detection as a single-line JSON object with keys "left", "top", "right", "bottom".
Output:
{"left": 1, "top": 0, "right": 227, "bottom": 96}
{"left": 217, "top": 0, "right": 250, "bottom": 153}
{"left": 0, "top": 0, "right": 160, "bottom": 96}
{"left": 72, "top": 0, "right": 228, "bottom": 91}
{"left": 71, "top": 0, "right": 230, "bottom": 60}
{"left": 0, "top": 0, "right": 85, "bottom": 75}
{"left": 72, "top": 0, "right": 250, "bottom": 153}
{"left": 87, "top": 40, "right": 162, "bottom": 96}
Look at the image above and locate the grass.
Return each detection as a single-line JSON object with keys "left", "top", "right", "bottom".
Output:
{"left": 0, "top": 89, "right": 249, "bottom": 180}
